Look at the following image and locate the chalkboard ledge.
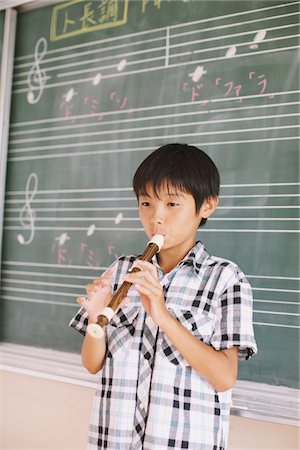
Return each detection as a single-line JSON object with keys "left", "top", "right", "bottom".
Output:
{"left": 0, "top": 343, "right": 298, "bottom": 427}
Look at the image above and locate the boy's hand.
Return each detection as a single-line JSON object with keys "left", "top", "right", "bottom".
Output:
{"left": 123, "top": 260, "right": 170, "bottom": 326}
{"left": 76, "top": 266, "right": 115, "bottom": 324}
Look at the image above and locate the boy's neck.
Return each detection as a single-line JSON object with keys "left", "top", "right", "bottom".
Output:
{"left": 157, "top": 242, "right": 196, "bottom": 273}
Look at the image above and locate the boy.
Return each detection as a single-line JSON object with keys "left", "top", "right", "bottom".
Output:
{"left": 70, "top": 143, "right": 257, "bottom": 450}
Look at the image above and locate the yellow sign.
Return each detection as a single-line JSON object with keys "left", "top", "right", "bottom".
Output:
{"left": 50, "top": 0, "right": 129, "bottom": 42}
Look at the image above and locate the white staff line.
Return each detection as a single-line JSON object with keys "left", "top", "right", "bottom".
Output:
{"left": 2, "top": 278, "right": 83, "bottom": 289}
{"left": 1, "top": 270, "right": 96, "bottom": 280}
{"left": 249, "top": 275, "right": 300, "bottom": 281}
{"left": 9, "top": 112, "right": 300, "bottom": 145}
{"left": 2, "top": 266, "right": 299, "bottom": 286}
{"left": 13, "top": 2, "right": 300, "bottom": 62}
{"left": 8, "top": 137, "right": 300, "bottom": 162}
{"left": 2, "top": 295, "right": 299, "bottom": 323}
{"left": 1, "top": 295, "right": 77, "bottom": 307}
{"left": 253, "top": 322, "right": 300, "bottom": 329}
{"left": 212, "top": 218, "right": 299, "bottom": 221}
{"left": 252, "top": 287, "right": 300, "bottom": 293}
{"left": 5, "top": 182, "right": 300, "bottom": 196}
{"left": 14, "top": 35, "right": 166, "bottom": 71}
{"left": 2, "top": 286, "right": 77, "bottom": 298}
{"left": 3, "top": 271, "right": 298, "bottom": 284}
{"left": 13, "top": 17, "right": 299, "bottom": 72}
{"left": 168, "top": 23, "right": 299, "bottom": 48}
{"left": 5, "top": 191, "right": 300, "bottom": 205}
{"left": 221, "top": 182, "right": 300, "bottom": 188}
{"left": 5, "top": 191, "right": 134, "bottom": 197}
{"left": 3, "top": 226, "right": 300, "bottom": 233}
{"left": 3, "top": 225, "right": 144, "bottom": 231}
{"left": 177, "top": 33, "right": 300, "bottom": 57}
{"left": 254, "top": 299, "right": 300, "bottom": 305}
{"left": 16, "top": 33, "right": 297, "bottom": 82}
{"left": 15, "top": 47, "right": 167, "bottom": 83}
{"left": 4, "top": 217, "right": 139, "bottom": 222}
{"left": 53, "top": 34, "right": 300, "bottom": 80}
{"left": 19, "top": 7, "right": 300, "bottom": 68}
{"left": 5, "top": 216, "right": 300, "bottom": 223}
{"left": 6, "top": 206, "right": 138, "bottom": 211}
{"left": 171, "top": 11, "right": 300, "bottom": 41}
{"left": 14, "top": 30, "right": 166, "bottom": 62}
{"left": 168, "top": 3, "right": 300, "bottom": 32}
{"left": 9, "top": 104, "right": 300, "bottom": 137}
{"left": 6, "top": 205, "right": 300, "bottom": 212}
{"left": 2, "top": 260, "right": 105, "bottom": 270}
{"left": 2, "top": 291, "right": 299, "bottom": 326}
{"left": 12, "top": 45, "right": 300, "bottom": 94}
{"left": 2, "top": 281, "right": 298, "bottom": 316}
{"left": 4, "top": 197, "right": 135, "bottom": 203}
{"left": 10, "top": 93, "right": 300, "bottom": 128}
{"left": 8, "top": 124, "right": 300, "bottom": 154}
{"left": 5, "top": 198, "right": 136, "bottom": 204}
{"left": 206, "top": 227, "right": 297, "bottom": 234}
{"left": 218, "top": 206, "right": 300, "bottom": 209}
{"left": 254, "top": 310, "right": 300, "bottom": 317}
{"left": 220, "top": 194, "right": 300, "bottom": 199}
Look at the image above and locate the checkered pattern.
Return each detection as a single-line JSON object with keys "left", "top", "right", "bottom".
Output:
{"left": 70, "top": 242, "right": 257, "bottom": 449}
{"left": 131, "top": 314, "right": 158, "bottom": 448}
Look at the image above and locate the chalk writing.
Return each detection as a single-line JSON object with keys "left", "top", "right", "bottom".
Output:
{"left": 182, "top": 69, "right": 272, "bottom": 103}
{"left": 64, "top": 87, "right": 77, "bottom": 102}
{"left": 87, "top": 224, "right": 96, "bottom": 237}
{"left": 17, "top": 173, "right": 38, "bottom": 246}
{"left": 250, "top": 30, "right": 267, "bottom": 49}
{"left": 81, "top": 242, "right": 97, "bottom": 267}
{"left": 110, "top": 91, "right": 128, "bottom": 110}
{"left": 55, "top": 232, "right": 70, "bottom": 246}
{"left": 50, "top": 0, "right": 129, "bottom": 41}
{"left": 26, "top": 38, "right": 48, "bottom": 104}
{"left": 117, "top": 59, "right": 127, "bottom": 72}
{"left": 114, "top": 212, "right": 123, "bottom": 224}
{"left": 225, "top": 46, "right": 237, "bottom": 58}
{"left": 60, "top": 98, "right": 75, "bottom": 121}
{"left": 92, "top": 73, "right": 102, "bottom": 86}
{"left": 189, "top": 66, "right": 207, "bottom": 82}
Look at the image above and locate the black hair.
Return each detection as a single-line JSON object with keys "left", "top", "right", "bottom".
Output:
{"left": 133, "top": 143, "right": 220, "bottom": 227}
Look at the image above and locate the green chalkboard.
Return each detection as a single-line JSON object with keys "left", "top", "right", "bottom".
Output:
{"left": 0, "top": 0, "right": 299, "bottom": 389}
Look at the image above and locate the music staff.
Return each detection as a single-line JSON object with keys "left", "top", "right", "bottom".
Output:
{"left": 26, "top": 37, "right": 49, "bottom": 104}
{"left": 17, "top": 172, "right": 38, "bottom": 245}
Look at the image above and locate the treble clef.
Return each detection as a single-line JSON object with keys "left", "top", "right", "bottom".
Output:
{"left": 17, "top": 173, "right": 38, "bottom": 246}
{"left": 26, "top": 37, "right": 48, "bottom": 104}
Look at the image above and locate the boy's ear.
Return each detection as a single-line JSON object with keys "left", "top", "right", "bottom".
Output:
{"left": 200, "top": 196, "right": 219, "bottom": 219}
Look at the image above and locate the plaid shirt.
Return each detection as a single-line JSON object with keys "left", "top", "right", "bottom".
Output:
{"left": 70, "top": 242, "right": 257, "bottom": 450}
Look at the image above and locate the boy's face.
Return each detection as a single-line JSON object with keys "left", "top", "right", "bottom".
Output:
{"left": 138, "top": 182, "right": 216, "bottom": 258}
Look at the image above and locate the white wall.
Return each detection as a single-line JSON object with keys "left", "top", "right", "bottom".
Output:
{"left": 0, "top": 370, "right": 299, "bottom": 450}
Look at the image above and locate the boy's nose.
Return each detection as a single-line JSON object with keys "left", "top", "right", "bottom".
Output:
{"left": 150, "top": 208, "right": 164, "bottom": 225}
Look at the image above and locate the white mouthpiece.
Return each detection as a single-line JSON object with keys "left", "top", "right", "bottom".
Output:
{"left": 149, "top": 234, "right": 164, "bottom": 252}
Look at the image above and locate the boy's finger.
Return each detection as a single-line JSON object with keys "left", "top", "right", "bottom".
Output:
{"left": 77, "top": 295, "right": 88, "bottom": 306}
{"left": 85, "top": 284, "right": 94, "bottom": 294}
{"left": 130, "top": 260, "right": 158, "bottom": 278}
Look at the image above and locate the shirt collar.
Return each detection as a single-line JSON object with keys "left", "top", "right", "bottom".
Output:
{"left": 180, "top": 241, "right": 209, "bottom": 275}
{"left": 152, "top": 241, "right": 209, "bottom": 277}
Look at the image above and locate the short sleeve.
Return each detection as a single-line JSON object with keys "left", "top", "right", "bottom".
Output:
{"left": 210, "top": 277, "right": 258, "bottom": 360}
{"left": 69, "top": 306, "right": 89, "bottom": 336}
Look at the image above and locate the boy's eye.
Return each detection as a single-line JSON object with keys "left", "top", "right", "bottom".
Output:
{"left": 140, "top": 201, "right": 150, "bottom": 207}
{"left": 167, "top": 202, "right": 179, "bottom": 207}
